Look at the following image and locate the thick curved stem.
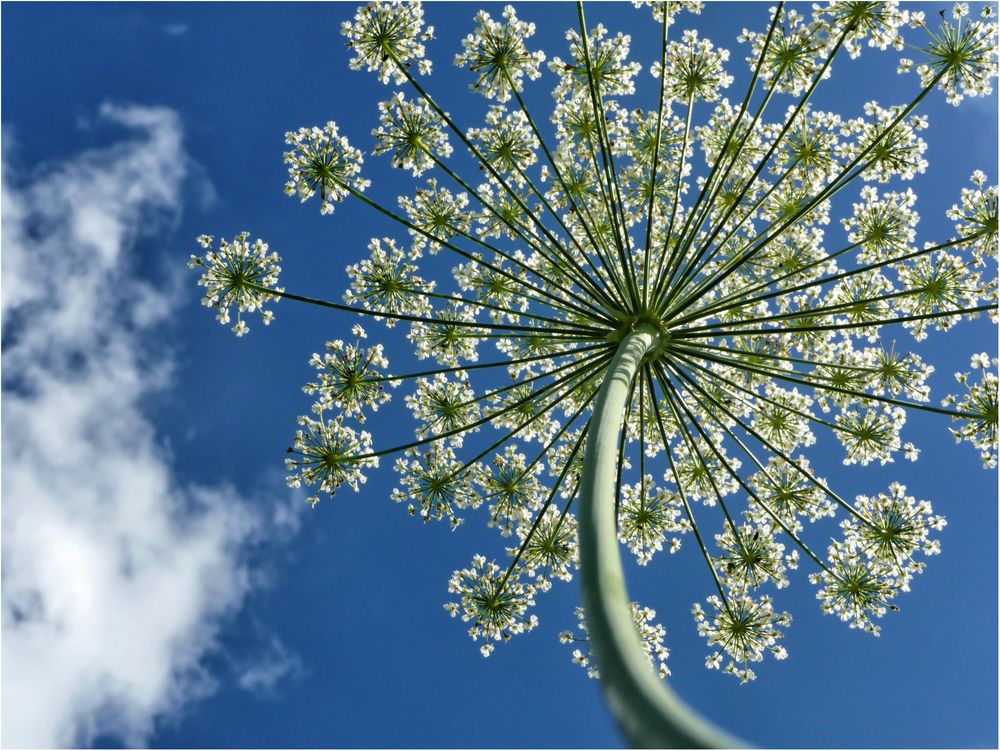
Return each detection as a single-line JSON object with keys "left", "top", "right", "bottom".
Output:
{"left": 579, "top": 324, "right": 743, "bottom": 749}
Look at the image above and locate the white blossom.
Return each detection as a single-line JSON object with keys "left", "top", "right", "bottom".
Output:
{"left": 341, "top": 1, "right": 434, "bottom": 85}
{"left": 194, "top": 2, "right": 998, "bottom": 694}
{"left": 563, "top": 604, "right": 670, "bottom": 679}
{"left": 284, "top": 122, "right": 369, "bottom": 214}
{"left": 189, "top": 232, "right": 282, "bottom": 335}
{"left": 693, "top": 594, "right": 791, "bottom": 683}
{"left": 455, "top": 6, "right": 545, "bottom": 102}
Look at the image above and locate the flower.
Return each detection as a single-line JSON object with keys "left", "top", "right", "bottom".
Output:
{"left": 285, "top": 416, "right": 378, "bottom": 505}
{"left": 475, "top": 444, "right": 545, "bottom": 536}
{"left": 341, "top": 0, "right": 434, "bottom": 84}
{"left": 714, "top": 520, "right": 795, "bottom": 592}
{"left": 842, "top": 101, "right": 928, "bottom": 183}
{"left": 835, "top": 405, "right": 906, "bottom": 466}
{"left": 563, "top": 603, "right": 671, "bottom": 679}
{"left": 392, "top": 442, "right": 480, "bottom": 528}
{"left": 195, "top": 1, "right": 998, "bottom": 735}
{"left": 446, "top": 554, "right": 538, "bottom": 655}
{"left": 811, "top": 541, "right": 899, "bottom": 635}
{"left": 840, "top": 483, "right": 946, "bottom": 589}
{"left": 908, "top": 3, "right": 998, "bottom": 105}
{"left": 552, "top": 24, "right": 643, "bottom": 98}
{"left": 693, "top": 594, "right": 791, "bottom": 683}
{"left": 948, "top": 170, "right": 999, "bottom": 267}
{"left": 467, "top": 106, "right": 539, "bottom": 186}
{"left": 843, "top": 186, "right": 920, "bottom": 262}
{"left": 817, "top": 1, "right": 909, "bottom": 59}
{"left": 344, "top": 237, "right": 434, "bottom": 325}
{"left": 405, "top": 372, "right": 481, "bottom": 446}
{"left": 399, "top": 178, "right": 471, "bottom": 253}
{"left": 455, "top": 5, "right": 545, "bottom": 102}
{"left": 303, "top": 326, "right": 391, "bottom": 422}
{"left": 189, "top": 232, "right": 282, "bottom": 336}
{"left": 284, "top": 122, "right": 369, "bottom": 214}
{"left": 660, "top": 29, "right": 733, "bottom": 102}
{"left": 510, "top": 505, "right": 578, "bottom": 589}
{"left": 944, "top": 353, "right": 999, "bottom": 467}
{"left": 738, "top": 7, "right": 828, "bottom": 96}
{"left": 372, "top": 92, "right": 452, "bottom": 176}
{"left": 617, "top": 475, "right": 689, "bottom": 564}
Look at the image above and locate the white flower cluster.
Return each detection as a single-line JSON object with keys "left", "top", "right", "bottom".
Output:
{"left": 947, "top": 170, "right": 998, "bottom": 268}
{"left": 944, "top": 352, "right": 999, "bottom": 468}
{"left": 843, "top": 186, "right": 919, "bottom": 263}
{"left": 189, "top": 232, "right": 282, "bottom": 336}
{"left": 341, "top": 0, "right": 434, "bottom": 84}
{"left": 285, "top": 416, "right": 378, "bottom": 505}
{"left": 751, "top": 384, "right": 817, "bottom": 452}
{"left": 738, "top": 8, "right": 829, "bottom": 96}
{"left": 446, "top": 554, "right": 538, "bottom": 656}
{"left": 399, "top": 178, "right": 471, "bottom": 253}
{"left": 659, "top": 29, "right": 733, "bottom": 102}
{"left": 897, "top": 248, "right": 980, "bottom": 340}
{"left": 672, "top": 438, "right": 741, "bottom": 505}
{"left": 811, "top": 484, "right": 945, "bottom": 635}
{"left": 776, "top": 107, "right": 844, "bottom": 182}
{"left": 475, "top": 444, "right": 545, "bottom": 536}
{"left": 632, "top": 0, "right": 703, "bottom": 25}
{"left": 408, "top": 301, "right": 483, "bottom": 366}
{"left": 551, "top": 24, "right": 643, "bottom": 99}
{"left": 810, "top": 544, "right": 895, "bottom": 635}
{"left": 392, "top": 442, "right": 479, "bottom": 529}
{"left": 510, "top": 506, "right": 578, "bottom": 590}
{"left": 842, "top": 483, "right": 946, "bottom": 584}
{"left": 303, "top": 325, "right": 391, "bottom": 422}
{"left": 693, "top": 594, "right": 790, "bottom": 683}
{"left": 372, "top": 92, "right": 452, "bottom": 176}
{"left": 344, "top": 237, "right": 434, "bottom": 326}
{"left": 405, "top": 372, "right": 480, "bottom": 446}
{"left": 467, "top": 106, "right": 539, "bottom": 186}
{"left": 746, "top": 456, "right": 836, "bottom": 529}
{"left": 617, "top": 476, "right": 688, "bottom": 565}
{"left": 284, "top": 122, "right": 370, "bottom": 215}
{"left": 906, "top": 3, "right": 998, "bottom": 106}
{"left": 835, "top": 405, "right": 906, "bottom": 466}
{"left": 817, "top": 1, "right": 909, "bottom": 59}
{"left": 714, "top": 521, "right": 798, "bottom": 592}
{"left": 455, "top": 5, "right": 545, "bottom": 102}
{"left": 561, "top": 603, "right": 670, "bottom": 679}
{"left": 843, "top": 102, "right": 928, "bottom": 183}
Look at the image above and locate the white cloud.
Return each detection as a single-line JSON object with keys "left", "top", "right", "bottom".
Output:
{"left": 163, "top": 23, "right": 189, "bottom": 36}
{"left": 235, "top": 636, "right": 303, "bottom": 696}
{"left": 1, "top": 104, "right": 292, "bottom": 747}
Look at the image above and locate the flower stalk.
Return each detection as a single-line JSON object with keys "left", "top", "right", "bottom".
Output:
{"left": 580, "top": 323, "right": 741, "bottom": 748}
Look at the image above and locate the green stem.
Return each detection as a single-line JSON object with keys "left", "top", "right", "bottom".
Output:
{"left": 666, "top": 68, "right": 948, "bottom": 319}
{"left": 250, "top": 284, "right": 599, "bottom": 338}
{"left": 673, "top": 302, "right": 996, "bottom": 339}
{"left": 670, "top": 341, "right": 978, "bottom": 420}
{"left": 430, "top": 156, "right": 619, "bottom": 316}
{"left": 340, "top": 181, "right": 610, "bottom": 325}
{"left": 578, "top": 323, "right": 741, "bottom": 749}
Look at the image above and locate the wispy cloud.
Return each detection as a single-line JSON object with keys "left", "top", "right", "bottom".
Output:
{"left": 1, "top": 104, "right": 294, "bottom": 748}
{"left": 235, "top": 636, "right": 304, "bottom": 696}
{"left": 163, "top": 22, "right": 189, "bottom": 37}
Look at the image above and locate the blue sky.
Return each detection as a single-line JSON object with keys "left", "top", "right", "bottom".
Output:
{"left": 2, "top": 2, "right": 997, "bottom": 748}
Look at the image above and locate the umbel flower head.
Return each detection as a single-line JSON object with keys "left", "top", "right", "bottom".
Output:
{"left": 284, "top": 122, "right": 371, "bottom": 215}
{"left": 193, "top": 1, "right": 998, "bottom": 745}
{"left": 189, "top": 232, "right": 282, "bottom": 336}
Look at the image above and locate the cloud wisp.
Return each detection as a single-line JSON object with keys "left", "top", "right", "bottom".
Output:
{"left": 2, "top": 104, "right": 294, "bottom": 748}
